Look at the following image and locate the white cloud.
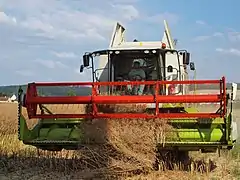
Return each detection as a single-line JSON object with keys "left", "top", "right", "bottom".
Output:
{"left": 112, "top": 0, "right": 139, "bottom": 3}
{"left": 34, "top": 59, "right": 69, "bottom": 69}
{"left": 193, "top": 32, "right": 224, "bottom": 42}
{"left": 192, "top": 35, "right": 211, "bottom": 41}
{"left": 196, "top": 20, "right": 206, "bottom": 25}
{"left": 145, "top": 12, "right": 179, "bottom": 24}
{"left": 112, "top": 4, "right": 139, "bottom": 20}
{"left": 0, "top": 11, "right": 17, "bottom": 25}
{"left": 19, "top": 14, "right": 104, "bottom": 41}
{"left": 216, "top": 48, "right": 240, "bottom": 56}
{"left": 21, "top": 18, "right": 54, "bottom": 33}
{"left": 0, "top": 1, "right": 179, "bottom": 43}
{"left": 227, "top": 30, "right": 240, "bottom": 42}
{"left": 216, "top": 48, "right": 224, "bottom": 52}
{"left": 0, "top": 0, "right": 141, "bottom": 42}
{"left": 195, "top": 20, "right": 214, "bottom": 29}
{"left": 213, "top": 32, "right": 224, "bottom": 37}
{"left": 15, "top": 70, "right": 34, "bottom": 76}
{"left": 51, "top": 51, "right": 78, "bottom": 58}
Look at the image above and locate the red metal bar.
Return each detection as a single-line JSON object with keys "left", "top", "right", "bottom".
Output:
{"left": 220, "top": 79, "right": 223, "bottom": 116}
{"left": 26, "top": 84, "right": 38, "bottom": 118}
{"left": 156, "top": 95, "right": 220, "bottom": 103}
{"left": 27, "top": 96, "right": 92, "bottom": 104}
{"left": 26, "top": 94, "right": 221, "bottom": 105}
{"left": 31, "top": 82, "right": 93, "bottom": 86}
{"left": 155, "top": 83, "right": 159, "bottom": 116}
{"left": 30, "top": 112, "right": 222, "bottom": 119}
{"left": 222, "top": 76, "right": 227, "bottom": 115}
{"left": 92, "top": 85, "right": 98, "bottom": 115}
{"left": 32, "top": 79, "right": 221, "bottom": 87}
{"left": 96, "top": 113, "right": 222, "bottom": 119}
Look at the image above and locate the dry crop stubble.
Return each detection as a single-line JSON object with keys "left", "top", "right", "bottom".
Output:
{"left": 1, "top": 103, "right": 240, "bottom": 179}
{"left": 76, "top": 103, "right": 175, "bottom": 174}
{"left": 0, "top": 103, "right": 173, "bottom": 177}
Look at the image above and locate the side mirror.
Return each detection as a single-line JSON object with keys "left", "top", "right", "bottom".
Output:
{"left": 83, "top": 54, "right": 90, "bottom": 67}
{"left": 167, "top": 65, "right": 173, "bottom": 72}
{"left": 183, "top": 52, "right": 190, "bottom": 65}
{"left": 232, "top": 83, "right": 238, "bottom": 101}
{"left": 80, "top": 65, "right": 84, "bottom": 73}
{"left": 190, "top": 62, "right": 195, "bottom": 71}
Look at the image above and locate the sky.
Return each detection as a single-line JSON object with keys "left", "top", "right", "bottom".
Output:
{"left": 0, "top": 0, "right": 239, "bottom": 85}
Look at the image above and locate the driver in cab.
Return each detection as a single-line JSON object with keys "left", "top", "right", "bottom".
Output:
{"left": 127, "top": 59, "right": 146, "bottom": 95}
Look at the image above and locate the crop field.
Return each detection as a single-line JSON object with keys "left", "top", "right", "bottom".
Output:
{"left": 1, "top": 92, "right": 240, "bottom": 179}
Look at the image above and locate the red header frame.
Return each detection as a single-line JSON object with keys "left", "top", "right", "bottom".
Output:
{"left": 24, "top": 77, "right": 227, "bottom": 119}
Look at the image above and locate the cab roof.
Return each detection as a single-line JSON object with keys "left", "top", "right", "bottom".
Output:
{"left": 108, "top": 41, "right": 169, "bottom": 51}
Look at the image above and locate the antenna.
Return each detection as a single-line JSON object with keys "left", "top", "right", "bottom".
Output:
{"left": 173, "top": 39, "right": 178, "bottom": 46}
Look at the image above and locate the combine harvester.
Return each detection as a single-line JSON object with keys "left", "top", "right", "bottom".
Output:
{"left": 18, "top": 20, "right": 238, "bottom": 160}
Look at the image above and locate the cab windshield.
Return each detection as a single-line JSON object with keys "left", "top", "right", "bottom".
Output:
{"left": 110, "top": 50, "right": 165, "bottom": 82}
